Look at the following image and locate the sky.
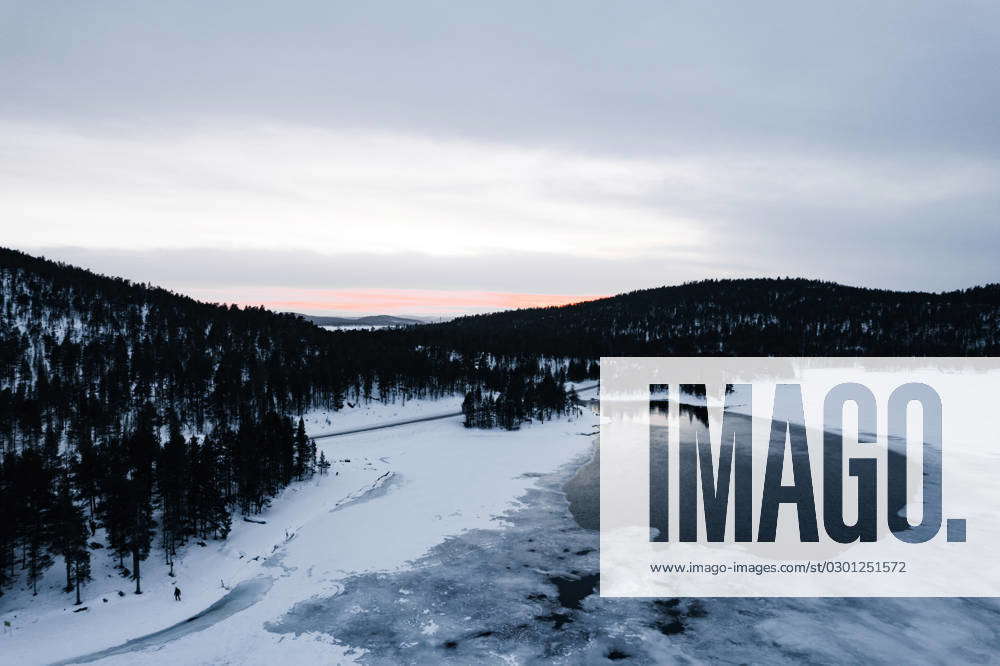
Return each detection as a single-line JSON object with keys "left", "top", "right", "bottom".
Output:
{"left": 2, "top": 1, "right": 998, "bottom": 316}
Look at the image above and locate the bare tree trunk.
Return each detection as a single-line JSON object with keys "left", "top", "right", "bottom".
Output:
{"left": 133, "top": 550, "right": 142, "bottom": 594}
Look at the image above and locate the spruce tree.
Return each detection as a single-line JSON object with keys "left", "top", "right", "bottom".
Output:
{"left": 293, "top": 417, "right": 311, "bottom": 480}
{"left": 0, "top": 454, "right": 13, "bottom": 592}
{"left": 71, "top": 542, "right": 92, "bottom": 606}
{"left": 461, "top": 390, "right": 475, "bottom": 428}
{"left": 71, "top": 415, "right": 100, "bottom": 522}
{"left": 18, "top": 450, "right": 55, "bottom": 595}
{"left": 125, "top": 406, "right": 159, "bottom": 594}
{"left": 158, "top": 417, "right": 188, "bottom": 575}
{"left": 50, "top": 465, "right": 89, "bottom": 593}
{"left": 100, "top": 434, "right": 131, "bottom": 570}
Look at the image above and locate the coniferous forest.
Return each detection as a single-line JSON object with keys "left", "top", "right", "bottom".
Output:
{"left": 0, "top": 248, "right": 574, "bottom": 599}
{"left": 2, "top": 246, "right": 1000, "bottom": 601}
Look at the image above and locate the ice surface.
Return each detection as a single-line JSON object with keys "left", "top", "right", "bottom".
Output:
{"left": 266, "top": 459, "right": 704, "bottom": 664}
{"left": 8, "top": 395, "right": 1000, "bottom": 665}
{"left": 268, "top": 444, "right": 1000, "bottom": 665}
{"left": 10, "top": 406, "right": 598, "bottom": 665}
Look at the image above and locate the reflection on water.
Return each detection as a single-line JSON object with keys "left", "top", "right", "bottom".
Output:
{"left": 565, "top": 393, "right": 926, "bottom": 537}
{"left": 563, "top": 443, "right": 599, "bottom": 530}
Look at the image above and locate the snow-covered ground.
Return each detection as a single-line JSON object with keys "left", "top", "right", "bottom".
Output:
{"left": 8, "top": 381, "right": 998, "bottom": 664}
{"left": 0, "top": 397, "right": 597, "bottom": 665}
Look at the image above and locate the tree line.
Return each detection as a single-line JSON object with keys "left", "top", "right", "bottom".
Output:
{"left": 0, "top": 405, "right": 322, "bottom": 600}
{"left": 0, "top": 247, "right": 569, "bottom": 601}
{"left": 461, "top": 376, "right": 579, "bottom": 430}
{"left": 5, "top": 248, "right": 1000, "bottom": 603}
{"left": 393, "top": 278, "right": 1000, "bottom": 358}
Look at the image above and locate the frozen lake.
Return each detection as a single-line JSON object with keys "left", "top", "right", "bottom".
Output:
{"left": 11, "top": 395, "right": 1000, "bottom": 664}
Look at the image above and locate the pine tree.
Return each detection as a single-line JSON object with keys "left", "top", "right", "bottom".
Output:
{"left": 124, "top": 473, "right": 155, "bottom": 594}
{"left": 71, "top": 542, "right": 91, "bottom": 606}
{"left": 102, "top": 424, "right": 157, "bottom": 594}
{"left": 50, "top": 465, "right": 89, "bottom": 594}
{"left": 100, "top": 434, "right": 131, "bottom": 570}
{"left": 158, "top": 418, "right": 188, "bottom": 576}
{"left": 461, "top": 390, "right": 475, "bottom": 428}
{"left": 124, "top": 407, "right": 159, "bottom": 594}
{"left": 188, "top": 435, "right": 232, "bottom": 541}
{"left": 293, "top": 417, "right": 311, "bottom": 480}
{"left": 0, "top": 454, "right": 13, "bottom": 592}
{"left": 49, "top": 464, "right": 91, "bottom": 603}
{"left": 71, "top": 415, "right": 100, "bottom": 521}
{"left": 18, "top": 450, "right": 55, "bottom": 595}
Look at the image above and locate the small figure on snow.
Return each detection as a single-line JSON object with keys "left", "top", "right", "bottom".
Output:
{"left": 174, "top": 586, "right": 182, "bottom": 602}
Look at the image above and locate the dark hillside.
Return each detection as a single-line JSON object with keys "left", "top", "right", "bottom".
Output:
{"left": 399, "top": 278, "right": 1000, "bottom": 358}
{"left": 2, "top": 247, "right": 997, "bottom": 599}
{"left": 0, "top": 248, "right": 570, "bottom": 597}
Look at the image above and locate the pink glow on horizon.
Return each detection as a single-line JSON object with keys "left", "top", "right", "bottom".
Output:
{"left": 181, "top": 287, "right": 606, "bottom": 316}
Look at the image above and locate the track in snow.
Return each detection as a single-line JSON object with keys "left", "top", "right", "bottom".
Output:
{"left": 53, "top": 577, "right": 275, "bottom": 665}
{"left": 307, "top": 383, "right": 598, "bottom": 441}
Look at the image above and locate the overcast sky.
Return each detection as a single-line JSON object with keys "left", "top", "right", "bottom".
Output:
{"left": 2, "top": 1, "right": 998, "bottom": 315}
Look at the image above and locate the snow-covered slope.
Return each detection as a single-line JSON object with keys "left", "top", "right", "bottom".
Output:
{"left": 1, "top": 399, "right": 597, "bottom": 665}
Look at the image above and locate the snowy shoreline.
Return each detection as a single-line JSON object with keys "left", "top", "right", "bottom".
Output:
{"left": 2, "top": 398, "right": 598, "bottom": 665}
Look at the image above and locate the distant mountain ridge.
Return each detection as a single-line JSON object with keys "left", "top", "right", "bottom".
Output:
{"left": 293, "top": 313, "right": 424, "bottom": 327}
{"left": 4, "top": 247, "right": 1000, "bottom": 601}
{"left": 0, "top": 247, "right": 574, "bottom": 598}
{"left": 403, "top": 278, "right": 1000, "bottom": 357}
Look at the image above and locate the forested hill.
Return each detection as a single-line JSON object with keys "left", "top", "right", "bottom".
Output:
{"left": 0, "top": 248, "right": 573, "bottom": 598}
{"left": 396, "top": 279, "right": 1000, "bottom": 359}
{"left": 0, "top": 246, "right": 578, "bottom": 455}
{"left": 2, "top": 248, "right": 998, "bottom": 600}
{"left": 0, "top": 247, "right": 470, "bottom": 432}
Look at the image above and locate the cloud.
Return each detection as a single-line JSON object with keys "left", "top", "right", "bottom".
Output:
{"left": 0, "top": 122, "right": 707, "bottom": 258}
{"left": 4, "top": 120, "right": 999, "bottom": 298}
{"left": 2, "top": 2, "right": 998, "bottom": 307}
{"left": 15, "top": 245, "right": 719, "bottom": 298}
{"left": 16, "top": 239, "right": 999, "bottom": 318}
{"left": 3, "top": 2, "right": 999, "bottom": 159}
